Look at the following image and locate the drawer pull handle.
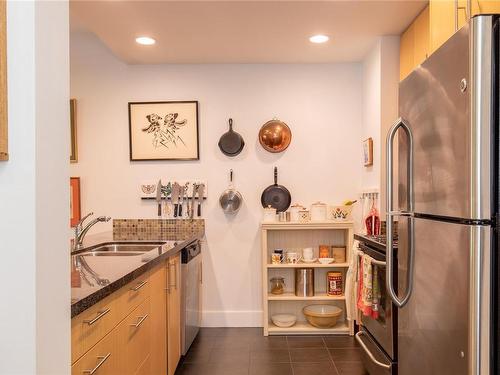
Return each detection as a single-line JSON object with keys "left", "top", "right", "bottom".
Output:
{"left": 83, "top": 353, "right": 111, "bottom": 374}
{"left": 130, "top": 280, "right": 148, "bottom": 291}
{"left": 130, "top": 314, "right": 149, "bottom": 328}
{"left": 83, "top": 309, "right": 111, "bottom": 326}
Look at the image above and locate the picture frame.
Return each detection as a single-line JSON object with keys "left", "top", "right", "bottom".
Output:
{"left": 70, "top": 99, "right": 78, "bottom": 163}
{"left": 70, "top": 177, "right": 81, "bottom": 227}
{"left": 128, "top": 101, "right": 199, "bottom": 161}
{"left": 363, "top": 137, "right": 373, "bottom": 167}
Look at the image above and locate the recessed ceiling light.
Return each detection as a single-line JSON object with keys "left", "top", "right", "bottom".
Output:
{"left": 309, "top": 35, "right": 329, "bottom": 44}
{"left": 135, "top": 36, "right": 156, "bottom": 45}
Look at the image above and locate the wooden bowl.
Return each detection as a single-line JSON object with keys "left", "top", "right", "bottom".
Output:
{"left": 303, "top": 305, "right": 342, "bottom": 328}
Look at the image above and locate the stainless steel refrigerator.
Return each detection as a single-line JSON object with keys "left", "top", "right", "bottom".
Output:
{"left": 385, "top": 15, "right": 498, "bottom": 375}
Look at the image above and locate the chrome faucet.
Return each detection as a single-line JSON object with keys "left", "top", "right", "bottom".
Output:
{"left": 74, "top": 212, "right": 111, "bottom": 251}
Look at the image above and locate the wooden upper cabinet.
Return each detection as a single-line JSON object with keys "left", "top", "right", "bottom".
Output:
{"left": 430, "top": 0, "right": 456, "bottom": 53}
{"left": 400, "top": 23, "right": 415, "bottom": 81}
{"left": 400, "top": 6, "right": 429, "bottom": 81}
{"left": 476, "top": 0, "right": 500, "bottom": 14}
{"left": 0, "top": 0, "right": 7, "bottom": 161}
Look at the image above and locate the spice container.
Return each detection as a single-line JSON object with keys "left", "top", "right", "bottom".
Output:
{"left": 263, "top": 206, "right": 277, "bottom": 222}
{"left": 327, "top": 271, "right": 343, "bottom": 296}
{"left": 289, "top": 204, "right": 305, "bottom": 222}
{"left": 295, "top": 268, "right": 314, "bottom": 297}
{"left": 298, "top": 210, "right": 310, "bottom": 223}
{"left": 270, "top": 277, "right": 285, "bottom": 295}
{"left": 310, "top": 202, "right": 328, "bottom": 221}
{"left": 332, "top": 247, "right": 346, "bottom": 263}
{"left": 319, "top": 245, "right": 331, "bottom": 258}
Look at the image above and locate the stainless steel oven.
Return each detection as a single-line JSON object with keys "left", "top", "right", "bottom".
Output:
{"left": 355, "top": 240, "right": 397, "bottom": 375}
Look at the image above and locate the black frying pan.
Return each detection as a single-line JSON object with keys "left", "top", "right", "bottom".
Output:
{"left": 261, "top": 167, "right": 291, "bottom": 212}
{"left": 218, "top": 118, "right": 245, "bottom": 157}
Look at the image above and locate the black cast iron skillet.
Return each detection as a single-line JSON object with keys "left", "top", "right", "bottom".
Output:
{"left": 261, "top": 167, "right": 291, "bottom": 212}
{"left": 218, "top": 118, "right": 245, "bottom": 157}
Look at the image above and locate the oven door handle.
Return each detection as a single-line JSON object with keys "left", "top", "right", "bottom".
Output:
{"left": 355, "top": 331, "right": 391, "bottom": 370}
{"left": 357, "top": 248, "right": 386, "bottom": 266}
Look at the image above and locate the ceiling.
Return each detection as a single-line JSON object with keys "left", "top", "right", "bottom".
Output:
{"left": 70, "top": 0, "right": 428, "bottom": 64}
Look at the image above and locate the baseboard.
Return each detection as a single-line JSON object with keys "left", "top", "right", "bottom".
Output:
{"left": 201, "top": 310, "right": 263, "bottom": 327}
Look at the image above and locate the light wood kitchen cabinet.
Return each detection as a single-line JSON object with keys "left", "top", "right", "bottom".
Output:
{"left": 72, "top": 328, "right": 119, "bottom": 375}
{"left": 167, "top": 254, "right": 182, "bottom": 375}
{"left": 401, "top": 0, "right": 499, "bottom": 80}
{"left": 71, "top": 293, "right": 118, "bottom": 363}
{"left": 399, "top": 6, "right": 430, "bottom": 80}
{"left": 72, "top": 255, "right": 185, "bottom": 375}
{"left": 149, "top": 262, "right": 168, "bottom": 375}
{"left": 116, "top": 298, "right": 151, "bottom": 375}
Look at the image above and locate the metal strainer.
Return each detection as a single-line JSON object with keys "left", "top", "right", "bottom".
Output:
{"left": 219, "top": 169, "right": 243, "bottom": 214}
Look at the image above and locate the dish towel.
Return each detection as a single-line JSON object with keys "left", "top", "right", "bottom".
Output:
{"left": 357, "top": 253, "right": 374, "bottom": 316}
{"left": 371, "top": 265, "right": 380, "bottom": 319}
{"left": 345, "top": 240, "right": 359, "bottom": 322}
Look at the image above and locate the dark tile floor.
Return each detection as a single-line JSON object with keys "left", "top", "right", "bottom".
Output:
{"left": 175, "top": 328, "right": 369, "bottom": 375}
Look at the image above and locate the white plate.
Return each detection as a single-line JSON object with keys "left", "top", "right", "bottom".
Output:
{"left": 301, "top": 258, "right": 318, "bottom": 263}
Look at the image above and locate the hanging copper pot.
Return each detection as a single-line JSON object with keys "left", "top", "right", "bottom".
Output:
{"left": 258, "top": 119, "right": 292, "bottom": 153}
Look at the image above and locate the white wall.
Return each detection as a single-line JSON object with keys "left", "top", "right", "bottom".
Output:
{"left": 70, "top": 32, "right": 363, "bottom": 326}
{"left": 361, "top": 36, "right": 400, "bottom": 217}
{"left": 0, "top": 1, "right": 70, "bottom": 374}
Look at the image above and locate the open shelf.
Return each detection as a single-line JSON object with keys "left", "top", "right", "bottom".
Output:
{"left": 267, "top": 321, "right": 350, "bottom": 335}
{"left": 267, "top": 292, "right": 345, "bottom": 301}
{"left": 262, "top": 221, "right": 354, "bottom": 230}
{"left": 267, "top": 262, "right": 349, "bottom": 269}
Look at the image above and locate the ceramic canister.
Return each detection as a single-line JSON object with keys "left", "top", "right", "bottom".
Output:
{"left": 288, "top": 203, "right": 305, "bottom": 222}
{"left": 310, "top": 202, "right": 328, "bottom": 221}
{"left": 263, "top": 205, "right": 277, "bottom": 222}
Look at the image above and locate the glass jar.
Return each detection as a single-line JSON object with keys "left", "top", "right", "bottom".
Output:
{"left": 270, "top": 277, "right": 285, "bottom": 295}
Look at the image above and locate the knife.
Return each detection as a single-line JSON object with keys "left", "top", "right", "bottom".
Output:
{"left": 178, "top": 183, "right": 184, "bottom": 217}
{"left": 181, "top": 183, "right": 189, "bottom": 218}
{"left": 172, "top": 182, "right": 180, "bottom": 217}
{"left": 156, "top": 179, "right": 162, "bottom": 217}
{"left": 197, "top": 183, "right": 205, "bottom": 217}
{"left": 190, "top": 183, "right": 198, "bottom": 219}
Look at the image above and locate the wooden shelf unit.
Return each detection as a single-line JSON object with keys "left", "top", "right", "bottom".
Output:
{"left": 261, "top": 221, "right": 354, "bottom": 336}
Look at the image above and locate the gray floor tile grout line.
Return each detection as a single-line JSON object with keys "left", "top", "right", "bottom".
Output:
{"left": 324, "top": 336, "right": 341, "bottom": 375}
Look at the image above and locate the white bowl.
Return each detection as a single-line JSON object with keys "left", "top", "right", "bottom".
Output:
{"left": 318, "top": 258, "right": 334, "bottom": 264}
{"left": 271, "top": 314, "right": 297, "bottom": 328}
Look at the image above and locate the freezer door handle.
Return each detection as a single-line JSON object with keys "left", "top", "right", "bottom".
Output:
{"left": 386, "top": 117, "right": 415, "bottom": 308}
{"left": 355, "top": 331, "right": 391, "bottom": 370}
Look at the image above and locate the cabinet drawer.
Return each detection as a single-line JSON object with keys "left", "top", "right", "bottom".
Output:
{"left": 117, "top": 298, "right": 151, "bottom": 375}
{"left": 72, "top": 295, "right": 118, "bottom": 364}
{"left": 72, "top": 328, "right": 118, "bottom": 375}
{"left": 134, "top": 355, "right": 151, "bottom": 375}
{"left": 116, "top": 273, "right": 151, "bottom": 321}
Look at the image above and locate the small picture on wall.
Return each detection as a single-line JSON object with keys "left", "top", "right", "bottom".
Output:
{"left": 70, "top": 177, "right": 81, "bottom": 227}
{"left": 128, "top": 101, "right": 199, "bottom": 161}
{"left": 70, "top": 99, "right": 78, "bottom": 163}
{"left": 363, "top": 137, "right": 373, "bottom": 166}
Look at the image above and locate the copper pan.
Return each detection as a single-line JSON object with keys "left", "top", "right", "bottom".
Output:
{"left": 258, "top": 119, "right": 292, "bottom": 153}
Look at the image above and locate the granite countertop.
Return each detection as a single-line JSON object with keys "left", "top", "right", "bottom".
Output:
{"left": 70, "top": 231, "right": 203, "bottom": 318}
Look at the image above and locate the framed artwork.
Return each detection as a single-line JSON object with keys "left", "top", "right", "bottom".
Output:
{"left": 128, "top": 101, "right": 199, "bottom": 161}
{"left": 363, "top": 137, "right": 373, "bottom": 167}
{"left": 70, "top": 99, "right": 78, "bottom": 163}
{"left": 70, "top": 177, "right": 81, "bottom": 227}
{"left": 0, "top": 0, "right": 7, "bottom": 161}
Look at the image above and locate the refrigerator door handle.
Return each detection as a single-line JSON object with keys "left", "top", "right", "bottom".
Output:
{"left": 386, "top": 117, "right": 415, "bottom": 308}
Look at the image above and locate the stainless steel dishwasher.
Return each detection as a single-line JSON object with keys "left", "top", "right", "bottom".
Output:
{"left": 181, "top": 239, "right": 202, "bottom": 355}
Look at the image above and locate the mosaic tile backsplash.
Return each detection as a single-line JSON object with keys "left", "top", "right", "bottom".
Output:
{"left": 113, "top": 219, "right": 205, "bottom": 241}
